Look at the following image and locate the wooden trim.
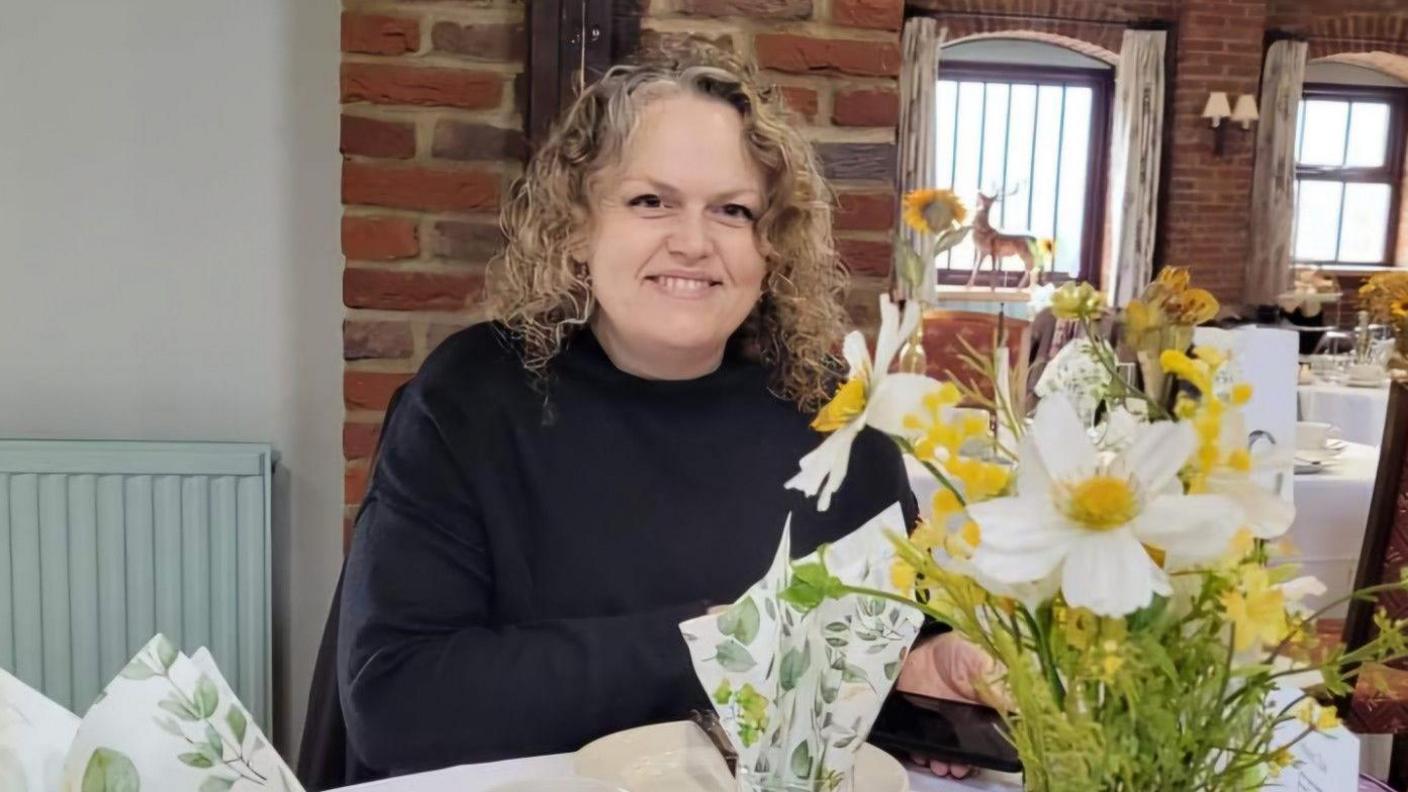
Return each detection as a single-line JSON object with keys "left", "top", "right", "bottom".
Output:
{"left": 526, "top": 0, "right": 564, "bottom": 146}
{"left": 1340, "top": 382, "right": 1408, "bottom": 694}
{"left": 939, "top": 60, "right": 1112, "bottom": 82}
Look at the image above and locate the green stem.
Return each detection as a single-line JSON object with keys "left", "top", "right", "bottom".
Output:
{"left": 891, "top": 436, "right": 967, "bottom": 507}
{"left": 1081, "top": 319, "right": 1171, "bottom": 420}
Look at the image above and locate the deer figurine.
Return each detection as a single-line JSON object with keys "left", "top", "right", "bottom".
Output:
{"left": 967, "top": 190, "right": 1046, "bottom": 290}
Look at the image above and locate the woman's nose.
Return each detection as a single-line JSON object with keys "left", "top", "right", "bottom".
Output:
{"left": 666, "top": 211, "right": 710, "bottom": 260}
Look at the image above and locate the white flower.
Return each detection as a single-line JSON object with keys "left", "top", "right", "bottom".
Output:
{"left": 967, "top": 395, "right": 1243, "bottom": 617}
{"left": 1207, "top": 410, "right": 1296, "bottom": 540}
{"left": 786, "top": 295, "right": 940, "bottom": 511}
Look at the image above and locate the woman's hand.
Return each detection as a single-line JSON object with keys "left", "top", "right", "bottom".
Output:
{"left": 894, "top": 633, "right": 1001, "bottom": 779}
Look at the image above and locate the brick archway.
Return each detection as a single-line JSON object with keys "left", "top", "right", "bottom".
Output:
{"left": 943, "top": 30, "right": 1119, "bottom": 67}
{"left": 1311, "top": 51, "right": 1408, "bottom": 85}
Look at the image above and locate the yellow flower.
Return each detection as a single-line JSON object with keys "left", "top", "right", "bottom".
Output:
{"left": 931, "top": 488, "right": 964, "bottom": 519}
{"left": 1157, "top": 266, "right": 1191, "bottom": 291}
{"left": 1098, "top": 639, "right": 1125, "bottom": 683}
{"left": 1159, "top": 350, "right": 1214, "bottom": 394}
{"left": 1038, "top": 238, "right": 1055, "bottom": 257}
{"left": 891, "top": 558, "right": 917, "bottom": 593}
{"left": 902, "top": 189, "right": 967, "bottom": 235}
{"left": 1392, "top": 297, "right": 1408, "bottom": 319}
{"left": 811, "top": 377, "right": 866, "bottom": 433}
{"left": 1270, "top": 747, "right": 1294, "bottom": 775}
{"left": 1221, "top": 564, "right": 1287, "bottom": 652}
{"left": 1230, "top": 383, "right": 1253, "bottom": 406}
{"left": 1294, "top": 700, "right": 1341, "bottom": 731}
{"left": 1173, "top": 288, "right": 1220, "bottom": 325}
{"left": 1050, "top": 282, "right": 1105, "bottom": 321}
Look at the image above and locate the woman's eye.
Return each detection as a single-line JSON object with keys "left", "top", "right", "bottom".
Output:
{"left": 722, "top": 204, "right": 756, "bottom": 221}
{"left": 628, "top": 194, "right": 663, "bottom": 209}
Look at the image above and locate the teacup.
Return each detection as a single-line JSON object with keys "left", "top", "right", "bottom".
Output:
{"left": 1295, "top": 421, "right": 1339, "bottom": 451}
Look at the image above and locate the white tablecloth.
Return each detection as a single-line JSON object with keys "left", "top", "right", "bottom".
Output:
{"left": 1299, "top": 382, "right": 1391, "bottom": 446}
{"left": 1288, "top": 441, "right": 1381, "bottom": 617}
{"left": 334, "top": 752, "right": 1021, "bottom": 792}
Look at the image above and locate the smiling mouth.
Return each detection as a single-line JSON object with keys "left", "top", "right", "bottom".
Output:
{"left": 644, "top": 274, "right": 723, "bottom": 297}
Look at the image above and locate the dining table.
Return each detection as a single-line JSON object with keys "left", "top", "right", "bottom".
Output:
{"left": 1298, "top": 379, "right": 1391, "bottom": 446}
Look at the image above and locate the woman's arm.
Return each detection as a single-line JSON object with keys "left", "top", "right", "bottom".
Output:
{"left": 336, "top": 387, "right": 708, "bottom": 775}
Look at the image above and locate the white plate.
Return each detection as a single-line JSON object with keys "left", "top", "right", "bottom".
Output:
{"left": 1346, "top": 377, "right": 1390, "bottom": 388}
{"left": 1295, "top": 461, "right": 1326, "bottom": 475}
{"left": 573, "top": 721, "right": 909, "bottom": 792}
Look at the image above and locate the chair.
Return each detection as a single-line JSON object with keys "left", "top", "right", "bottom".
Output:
{"left": 1336, "top": 381, "right": 1408, "bottom": 788}
{"left": 920, "top": 308, "right": 1031, "bottom": 403}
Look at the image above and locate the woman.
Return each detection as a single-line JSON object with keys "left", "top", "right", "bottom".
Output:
{"left": 334, "top": 48, "right": 987, "bottom": 783}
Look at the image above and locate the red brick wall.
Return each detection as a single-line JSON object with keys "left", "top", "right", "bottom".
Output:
{"left": 340, "top": 1, "right": 524, "bottom": 536}
{"left": 338, "top": 1, "right": 1408, "bottom": 529}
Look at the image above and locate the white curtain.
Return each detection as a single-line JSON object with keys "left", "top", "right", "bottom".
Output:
{"left": 1104, "top": 30, "right": 1167, "bottom": 307}
{"left": 1247, "top": 39, "right": 1308, "bottom": 306}
{"left": 896, "top": 17, "right": 944, "bottom": 303}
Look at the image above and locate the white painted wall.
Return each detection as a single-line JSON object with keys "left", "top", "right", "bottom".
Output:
{"left": 943, "top": 38, "right": 1113, "bottom": 70}
{"left": 1306, "top": 60, "right": 1407, "bottom": 87}
{"left": 0, "top": 0, "right": 343, "bottom": 758}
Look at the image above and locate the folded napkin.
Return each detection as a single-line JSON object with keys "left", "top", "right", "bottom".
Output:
{"left": 1, "top": 634, "right": 300, "bottom": 792}
{"left": 680, "top": 504, "right": 922, "bottom": 790}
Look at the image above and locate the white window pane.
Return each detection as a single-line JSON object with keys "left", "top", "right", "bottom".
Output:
{"left": 933, "top": 80, "right": 959, "bottom": 188}
{"left": 1053, "top": 86, "right": 1092, "bottom": 276}
{"left": 952, "top": 82, "right": 985, "bottom": 204}
{"left": 980, "top": 83, "right": 1010, "bottom": 199}
{"left": 1028, "top": 85, "right": 1064, "bottom": 241}
{"left": 1344, "top": 102, "right": 1390, "bottom": 168}
{"left": 1002, "top": 84, "right": 1038, "bottom": 233}
{"left": 1293, "top": 180, "right": 1343, "bottom": 261}
{"left": 1298, "top": 100, "right": 1349, "bottom": 167}
{"left": 1294, "top": 101, "right": 1306, "bottom": 160}
{"left": 1337, "top": 182, "right": 1392, "bottom": 263}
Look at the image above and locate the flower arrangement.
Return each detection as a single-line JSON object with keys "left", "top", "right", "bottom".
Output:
{"left": 785, "top": 275, "right": 1408, "bottom": 790}
{"left": 894, "top": 189, "right": 972, "bottom": 301}
{"left": 1359, "top": 271, "right": 1408, "bottom": 374}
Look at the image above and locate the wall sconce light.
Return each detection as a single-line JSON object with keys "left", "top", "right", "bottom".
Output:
{"left": 1231, "top": 94, "right": 1260, "bottom": 129}
{"left": 1201, "top": 91, "right": 1258, "bottom": 157}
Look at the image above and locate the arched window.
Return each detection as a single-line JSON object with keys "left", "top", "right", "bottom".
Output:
{"left": 932, "top": 38, "right": 1115, "bottom": 285}
{"left": 1293, "top": 59, "right": 1408, "bottom": 266}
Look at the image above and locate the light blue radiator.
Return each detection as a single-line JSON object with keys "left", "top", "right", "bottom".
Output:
{"left": 0, "top": 440, "right": 273, "bottom": 729}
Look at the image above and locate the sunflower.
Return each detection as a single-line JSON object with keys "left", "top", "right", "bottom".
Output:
{"left": 1393, "top": 297, "right": 1408, "bottom": 320}
{"left": 902, "top": 189, "right": 967, "bottom": 235}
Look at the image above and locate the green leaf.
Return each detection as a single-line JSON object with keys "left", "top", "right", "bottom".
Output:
{"left": 158, "top": 697, "right": 199, "bottom": 722}
{"left": 193, "top": 675, "right": 219, "bottom": 719}
{"left": 780, "top": 561, "right": 843, "bottom": 614}
{"left": 178, "top": 752, "right": 214, "bottom": 769}
{"left": 199, "top": 778, "right": 236, "bottom": 792}
{"left": 719, "top": 598, "right": 761, "bottom": 646}
{"left": 841, "top": 663, "right": 870, "bottom": 685}
{"left": 225, "top": 706, "right": 248, "bottom": 745}
{"left": 712, "top": 679, "right": 733, "bottom": 706}
{"left": 204, "top": 722, "right": 224, "bottom": 758}
{"left": 154, "top": 717, "right": 184, "bottom": 738}
{"left": 155, "top": 636, "right": 178, "bottom": 671}
{"left": 820, "top": 681, "right": 839, "bottom": 704}
{"left": 714, "top": 640, "right": 757, "bottom": 673}
{"left": 790, "top": 741, "right": 813, "bottom": 778}
{"left": 779, "top": 647, "right": 810, "bottom": 692}
{"left": 81, "top": 748, "right": 140, "bottom": 792}
{"left": 824, "top": 636, "right": 848, "bottom": 648}
{"left": 118, "top": 661, "right": 156, "bottom": 681}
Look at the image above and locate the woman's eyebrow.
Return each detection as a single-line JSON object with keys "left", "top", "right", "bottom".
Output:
{"left": 622, "top": 177, "right": 761, "bottom": 204}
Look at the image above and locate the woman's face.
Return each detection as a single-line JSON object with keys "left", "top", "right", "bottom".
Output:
{"left": 582, "top": 92, "right": 768, "bottom": 375}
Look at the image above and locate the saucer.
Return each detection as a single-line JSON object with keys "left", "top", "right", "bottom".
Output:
{"left": 1347, "top": 376, "right": 1389, "bottom": 388}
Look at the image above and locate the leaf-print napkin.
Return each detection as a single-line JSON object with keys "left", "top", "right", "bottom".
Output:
{"left": 0, "top": 664, "right": 81, "bottom": 792}
{"left": 0, "top": 634, "right": 302, "bottom": 792}
{"left": 680, "top": 503, "right": 923, "bottom": 791}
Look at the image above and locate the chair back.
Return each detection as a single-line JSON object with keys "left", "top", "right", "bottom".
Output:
{"left": 920, "top": 309, "right": 1031, "bottom": 398}
{"left": 1343, "top": 381, "right": 1408, "bottom": 653}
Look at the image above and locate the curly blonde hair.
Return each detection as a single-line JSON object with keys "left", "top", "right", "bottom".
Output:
{"left": 483, "top": 47, "right": 850, "bottom": 410}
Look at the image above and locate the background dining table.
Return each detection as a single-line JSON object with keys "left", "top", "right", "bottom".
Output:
{"left": 1298, "top": 380, "right": 1391, "bottom": 446}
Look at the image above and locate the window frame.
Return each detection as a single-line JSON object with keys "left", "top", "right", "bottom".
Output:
{"left": 932, "top": 60, "right": 1114, "bottom": 286}
{"left": 1293, "top": 82, "right": 1408, "bottom": 268}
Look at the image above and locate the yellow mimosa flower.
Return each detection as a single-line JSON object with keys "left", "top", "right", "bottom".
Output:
{"left": 1221, "top": 564, "right": 1287, "bottom": 652}
{"left": 1050, "top": 282, "right": 1106, "bottom": 321}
